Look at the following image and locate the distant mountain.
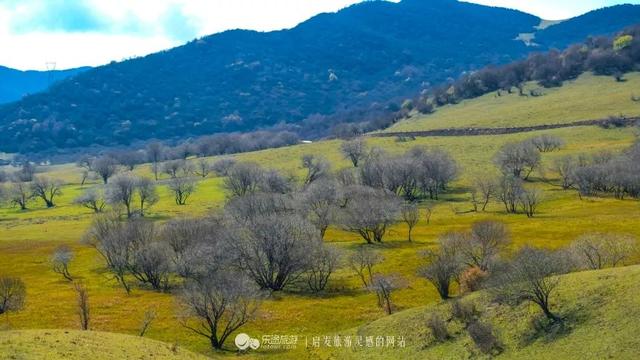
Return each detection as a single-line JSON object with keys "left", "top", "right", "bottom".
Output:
{"left": 0, "top": 66, "right": 89, "bottom": 104}
{"left": 0, "top": 0, "right": 638, "bottom": 153}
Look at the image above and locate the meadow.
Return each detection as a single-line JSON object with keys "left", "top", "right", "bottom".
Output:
{"left": 1, "top": 73, "right": 639, "bottom": 358}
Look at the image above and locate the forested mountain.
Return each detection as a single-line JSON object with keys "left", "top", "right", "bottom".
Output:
{"left": 0, "top": 66, "right": 89, "bottom": 104}
{"left": 0, "top": 0, "right": 638, "bottom": 153}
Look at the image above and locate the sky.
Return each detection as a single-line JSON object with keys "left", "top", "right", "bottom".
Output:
{"left": 0, "top": 0, "right": 638, "bottom": 70}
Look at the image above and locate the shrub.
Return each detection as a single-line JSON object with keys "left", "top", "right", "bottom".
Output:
{"left": 467, "top": 321, "right": 502, "bottom": 355}
{"left": 426, "top": 312, "right": 450, "bottom": 343}
{"left": 459, "top": 266, "right": 488, "bottom": 294}
{"left": 450, "top": 299, "right": 478, "bottom": 326}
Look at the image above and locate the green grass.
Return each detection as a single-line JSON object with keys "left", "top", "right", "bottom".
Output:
{"left": 0, "top": 74, "right": 639, "bottom": 359}
{"left": 0, "top": 329, "right": 210, "bottom": 359}
{"left": 386, "top": 72, "right": 640, "bottom": 132}
{"left": 316, "top": 265, "right": 640, "bottom": 360}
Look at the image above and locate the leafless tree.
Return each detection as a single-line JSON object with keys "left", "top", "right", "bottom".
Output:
{"left": 369, "top": 274, "right": 405, "bottom": 315}
{"left": 31, "top": 176, "right": 63, "bottom": 208}
{"left": 92, "top": 156, "right": 120, "bottom": 184}
{"left": 105, "top": 173, "right": 137, "bottom": 218}
{"left": 136, "top": 177, "right": 158, "bottom": 217}
{"left": 306, "top": 245, "right": 341, "bottom": 292}
{"left": 490, "top": 246, "right": 565, "bottom": 322}
{"left": 0, "top": 277, "right": 26, "bottom": 315}
{"left": 494, "top": 141, "right": 541, "bottom": 180}
{"left": 74, "top": 281, "right": 90, "bottom": 330}
{"left": 302, "top": 154, "right": 331, "bottom": 185}
{"left": 162, "top": 159, "right": 192, "bottom": 179}
{"left": 146, "top": 142, "right": 165, "bottom": 181}
{"left": 112, "top": 150, "right": 145, "bottom": 171}
{"left": 529, "top": 134, "right": 565, "bottom": 152}
{"left": 301, "top": 179, "right": 341, "bottom": 239}
{"left": 348, "top": 247, "right": 383, "bottom": 288}
{"left": 51, "top": 245, "right": 74, "bottom": 281}
{"left": 341, "top": 138, "right": 368, "bottom": 167}
{"left": 15, "top": 163, "right": 36, "bottom": 182}
{"left": 401, "top": 203, "right": 420, "bottom": 242}
{"left": 471, "top": 176, "right": 497, "bottom": 212}
{"left": 73, "top": 188, "right": 106, "bottom": 213}
{"left": 553, "top": 155, "right": 578, "bottom": 189}
{"left": 168, "top": 177, "right": 197, "bottom": 205}
{"left": 7, "top": 182, "right": 34, "bottom": 210}
{"left": 339, "top": 186, "right": 401, "bottom": 244}
{"left": 497, "top": 175, "right": 524, "bottom": 214}
{"left": 454, "top": 221, "right": 510, "bottom": 271}
{"left": 519, "top": 187, "right": 542, "bottom": 218}
{"left": 259, "top": 169, "right": 294, "bottom": 194}
{"left": 418, "top": 233, "right": 462, "bottom": 299}
{"left": 223, "top": 162, "right": 263, "bottom": 197}
{"left": 211, "top": 158, "right": 237, "bottom": 177}
{"left": 194, "top": 159, "right": 212, "bottom": 178}
{"left": 336, "top": 167, "right": 359, "bottom": 186}
{"left": 139, "top": 308, "right": 157, "bottom": 337}
{"left": 570, "top": 233, "right": 638, "bottom": 270}
{"left": 413, "top": 148, "right": 459, "bottom": 200}
{"left": 179, "top": 271, "right": 262, "bottom": 349}
{"left": 229, "top": 213, "right": 319, "bottom": 291}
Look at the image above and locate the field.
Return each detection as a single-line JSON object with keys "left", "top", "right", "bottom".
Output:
{"left": 1, "top": 73, "right": 639, "bottom": 358}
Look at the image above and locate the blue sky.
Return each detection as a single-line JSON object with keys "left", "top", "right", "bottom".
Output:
{"left": 0, "top": 0, "right": 638, "bottom": 70}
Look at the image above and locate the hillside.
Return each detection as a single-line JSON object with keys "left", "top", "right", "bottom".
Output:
{"left": 386, "top": 72, "right": 640, "bottom": 133}
{"left": 1, "top": 1, "right": 639, "bottom": 153}
{"left": 0, "top": 330, "right": 210, "bottom": 359}
{"left": 319, "top": 265, "right": 640, "bottom": 360}
{"left": 0, "top": 66, "right": 89, "bottom": 104}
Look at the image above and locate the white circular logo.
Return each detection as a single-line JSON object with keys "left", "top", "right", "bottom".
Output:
{"left": 235, "top": 333, "right": 260, "bottom": 351}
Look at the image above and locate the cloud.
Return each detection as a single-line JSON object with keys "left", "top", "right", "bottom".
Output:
{"left": 10, "top": 0, "right": 107, "bottom": 33}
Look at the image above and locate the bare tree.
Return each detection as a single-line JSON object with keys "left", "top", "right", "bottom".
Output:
{"left": 15, "top": 163, "right": 36, "bottom": 182}
{"left": 168, "top": 177, "right": 196, "bottom": 205}
{"left": 529, "top": 134, "right": 565, "bottom": 152}
{"left": 553, "top": 155, "right": 578, "bottom": 189}
{"left": 179, "top": 271, "right": 262, "bottom": 350}
{"left": 211, "top": 158, "right": 237, "bottom": 177}
{"left": 223, "top": 162, "right": 263, "bottom": 197}
{"left": 146, "top": 142, "right": 165, "bottom": 181}
{"left": 348, "top": 247, "right": 383, "bottom": 288}
{"left": 161, "top": 159, "right": 191, "bottom": 179}
{"left": 401, "top": 203, "right": 420, "bottom": 242}
{"left": 229, "top": 213, "right": 319, "bottom": 291}
{"left": 471, "top": 176, "right": 497, "bottom": 212}
{"left": 341, "top": 138, "right": 368, "bottom": 167}
{"left": 7, "top": 182, "right": 34, "bottom": 210}
{"left": 74, "top": 281, "right": 90, "bottom": 330}
{"left": 519, "top": 187, "right": 542, "bottom": 218}
{"left": 306, "top": 245, "right": 341, "bottom": 292}
{"left": 51, "top": 245, "right": 74, "bottom": 281}
{"left": 139, "top": 308, "right": 157, "bottom": 337}
{"left": 339, "top": 186, "right": 401, "bottom": 244}
{"left": 369, "top": 274, "right": 405, "bottom": 315}
{"left": 136, "top": 177, "right": 158, "bottom": 217}
{"left": 301, "top": 179, "right": 341, "bottom": 239}
{"left": 73, "top": 188, "right": 106, "bottom": 213}
{"left": 0, "top": 277, "right": 26, "bottom": 315}
{"left": 497, "top": 175, "right": 524, "bottom": 214}
{"left": 494, "top": 141, "right": 541, "bottom": 180}
{"left": 112, "top": 150, "right": 145, "bottom": 171}
{"left": 92, "top": 156, "right": 120, "bottom": 184}
{"left": 418, "top": 233, "right": 462, "bottom": 299}
{"left": 491, "top": 247, "right": 565, "bottom": 322}
{"left": 31, "top": 176, "right": 63, "bottom": 208}
{"left": 194, "top": 159, "right": 212, "bottom": 178}
{"left": 570, "top": 233, "right": 637, "bottom": 270}
{"left": 105, "top": 174, "right": 137, "bottom": 218}
{"left": 302, "top": 154, "right": 331, "bottom": 185}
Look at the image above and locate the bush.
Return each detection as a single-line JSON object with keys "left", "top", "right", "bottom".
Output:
{"left": 426, "top": 312, "right": 450, "bottom": 343}
{"left": 459, "top": 266, "right": 488, "bottom": 294}
{"left": 450, "top": 299, "right": 478, "bottom": 326}
{"left": 467, "top": 321, "right": 502, "bottom": 355}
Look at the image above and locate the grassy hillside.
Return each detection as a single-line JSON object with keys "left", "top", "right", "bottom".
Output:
{"left": 387, "top": 72, "right": 640, "bottom": 132}
{"left": 0, "top": 330, "right": 210, "bottom": 359}
{"left": 0, "top": 73, "right": 638, "bottom": 358}
{"left": 319, "top": 265, "right": 640, "bottom": 360}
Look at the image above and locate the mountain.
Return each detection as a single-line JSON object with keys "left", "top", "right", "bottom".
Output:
{"left": 0, "top": 0, "right": 638, "bottom": 153}
{"left": 0, "top": 66, "right": 89, "bottom": 104}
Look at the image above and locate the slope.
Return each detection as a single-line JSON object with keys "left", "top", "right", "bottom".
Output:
{"left": 0, "top": 66, "right": 89, "bottom": 104}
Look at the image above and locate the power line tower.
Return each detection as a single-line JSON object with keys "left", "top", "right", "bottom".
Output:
{"left": 45, "top": 61, "right": 57, "bottom": 86}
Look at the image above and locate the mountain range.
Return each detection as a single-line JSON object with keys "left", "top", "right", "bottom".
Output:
{"left": 0, "top": 66, "right": 89, "bottom": 104}
{"left": 1, "top": 0, "right": 639, "bottom": 153}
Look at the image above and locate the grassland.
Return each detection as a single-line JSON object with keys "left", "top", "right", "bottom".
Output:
{"left": 0, "top": 329, "right": 209, "bottom": 359}
{"left": 0, "top": 74, "right": 639, "bottom": 359}
{"left": 386, "top": 72, "right": 640, "bottom": 132}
